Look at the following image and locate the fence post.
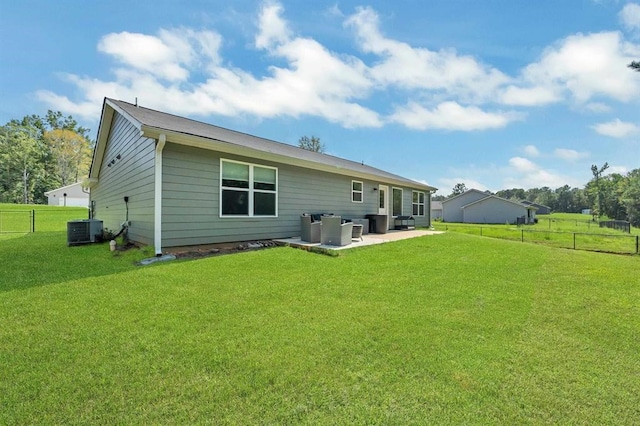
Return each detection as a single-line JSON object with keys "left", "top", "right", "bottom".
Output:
{"left": 480, "top": 227, "right": 483, "bottom": 237}
{"left": 32, "top": 209, "right": 35, "bottom": 233}
{"left": 636, "top": 235, "right": 639, "bottom": 254}
{"left": 548, "top": 219, "right": 551, "bottom": 230}
{"left": 573, "top": 233, "right": 576, "bottom": 250}
{"left": 521, "top": 229, "right": 524, "bottom": 242}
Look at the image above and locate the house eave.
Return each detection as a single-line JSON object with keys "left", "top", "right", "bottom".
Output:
{"left": 89, "top": 99, "right": 143, "bottom": 180}
{"left": 141, "top": 125, "right": 436, "bottom": 191}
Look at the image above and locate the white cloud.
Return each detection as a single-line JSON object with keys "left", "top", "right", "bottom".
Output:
{"left": 34, "top": 1, "right": 639, "bottom": 135}
{"left": 608, "top": 165, "right": 630, "bottom": 175}
{"left": 554, "top": 148, "right": 590, "bottom": 161}
{"left": 389, "top": 101, "right": 518, "bottom": 131}
{"left": 592, "top": 118, "right": 640, "bottom": 137}
{"left": 620, "top": 3, "right": 640, "bottom": 34}
{"left": 344, "top": 7, "right": 510, "bottom": 102}
{"left": 514, "top": 31, "right": 640, "bottom": 103}
{"left": 500, "top": 85, "right": 560, "bottom": 106}
{"left": 505, "top": 157, "right": 580, "bottom": 188}
{"left": 438, "top": 177, "right": 490, "bottom": 193}
{"left": 97, "top": 29, "right": 221, "bottom": 81}
{"left": 584, "top": 102, "right": 612, "bottom": 113}
{"left": 37, "top": 3, "right": 382, "bottom": 129}
{"left": 255, "top": 2, "right": 291, "bottom": 49}
{"left": 523, "top": 145, "right": 540, "bottom": 157}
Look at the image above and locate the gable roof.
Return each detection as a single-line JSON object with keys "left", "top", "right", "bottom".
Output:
{"left": 520, "top": 200, "right": 550, "bottom": 209}
{"left": 441, "top": 188, "right": 491, "bottom": 204}
{"left": 90, "top": 98, "right": 436, "bottom": 192}
{"left": 462, "top": 194, "right": 538, "bottom": 210}
{"left": 431, "top": 201, "right": 443, "bottom": 210}
{"left": 44, "top": 182, "right": 86, "bottom": 196}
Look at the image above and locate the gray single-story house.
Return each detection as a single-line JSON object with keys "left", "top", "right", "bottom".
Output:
{"left": 431, "top": 200, "right": 443, "bottom": 220}
{"left": 44, "top": 182, "right": 89, "bottom": 207}
{"left": 520, "top": 200, "right": 551, "bottom": 215}
{"left": 86, "top": 98, "right": 437, "bottom": 254}
{"left": 442, "top": 189, "right": 537, "bottom": 224}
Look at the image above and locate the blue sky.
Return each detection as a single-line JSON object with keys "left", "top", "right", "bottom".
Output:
{"left": 1, "top": 0, "right": 639, "bottom": 195}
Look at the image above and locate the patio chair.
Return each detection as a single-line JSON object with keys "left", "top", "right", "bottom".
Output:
{"left": 300, "top": 214, "right": 322, "bottom": 243}
{"left": 352, "top": 224, "right": 364, "bottom": 241}
{"left": 321, "top": 216, "right": 353, "bottom": 246}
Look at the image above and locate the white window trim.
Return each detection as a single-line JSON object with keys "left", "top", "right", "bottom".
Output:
{"left": 392, "top": 187, "right": 403, "bottom": 217}
{"left": 351, "top": 180, "right": 364, "bottom": 203}
{"left": 412, "top": 190, "right": 425, "bottom": 217}
{"left": 220, "top": 158, "right": 278, "bottom": 218}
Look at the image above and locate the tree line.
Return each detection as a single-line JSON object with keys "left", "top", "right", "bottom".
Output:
{"left": 0, "top": 111, "right": 93, "bottom": 204}
{"left": 435, "top": 166, "right": 640, "bottom": 227}
{"left": 1, "top": 115, "right": 638, "bottom": 227}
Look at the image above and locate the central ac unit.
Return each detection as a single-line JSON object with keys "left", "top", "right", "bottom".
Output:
{"left": 67, "top": 219, "right": 103, "bottom": 246}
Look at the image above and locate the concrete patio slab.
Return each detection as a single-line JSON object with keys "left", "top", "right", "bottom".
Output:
{"left": 275, "top": 229, "right": 443, "bottom": 251}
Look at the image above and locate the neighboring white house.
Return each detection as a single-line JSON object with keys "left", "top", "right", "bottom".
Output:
{"left": 442, "top": 189, "right": 537, "bottom": 224}
{"left": 44, "top": 182, "right": 89, "bottom": 207}
{"left": 431, "top": 201, "right": 443, "bottom": 220}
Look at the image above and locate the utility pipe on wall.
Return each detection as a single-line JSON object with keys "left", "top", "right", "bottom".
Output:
{"left": 154, "top": 134, "right": 166, "bottom": 256}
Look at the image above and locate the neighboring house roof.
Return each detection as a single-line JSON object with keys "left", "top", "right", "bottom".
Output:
{"left": 90, "top": 98, "right": 437, "bottom": 192}
{"left": 441, "top": 188, "right": 491, "bottom": 204}
{"left": 44, "top": 182, "right": 87, "bottom": 196}
{"left": 520, "top": 200, "right": 550, "bottom": 210}
{"left": 462, "top": 194, "right": 538, "bottom": 210}
{"left": 431, "top": 201, "right": 443, "bottom": 210}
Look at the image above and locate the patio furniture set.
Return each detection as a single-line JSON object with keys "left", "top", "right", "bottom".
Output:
{"left": 300, "top": 214, "right": 365, "bottom": 246}
{"left": 301, "top": 213, "right": 415, "bottom": 246}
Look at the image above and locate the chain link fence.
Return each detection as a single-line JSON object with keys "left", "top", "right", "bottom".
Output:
{"left": 439, "top": 224, "right": 639, "bottom": 255}
{"left": 0, "top": 209, "right": 89, "bottom": 234}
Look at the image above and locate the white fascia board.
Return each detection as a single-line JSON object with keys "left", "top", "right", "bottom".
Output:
{"left": 141, "top": 126, "right": 435, "bottom": 192}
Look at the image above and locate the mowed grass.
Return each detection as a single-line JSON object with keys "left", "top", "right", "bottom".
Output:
{"left": 433, "top": 213, "right": 639, "bottom": 254}
{"left": 0, "top": 203, "right": 89, "bottom": 234}
{"left": 1, "top": 228, "right": 639, "bottom": 423}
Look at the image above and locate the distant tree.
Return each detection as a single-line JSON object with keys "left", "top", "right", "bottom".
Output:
{"left": 44, "top": 129, "right": 92, "bottom": 186}
{"left": 621, "top": 169, "right": 640, "bottom": 227}
{"left": 495, "top": 188, "right": 526, "bottom": 200}
{"left": 629, "top": 61, "right": 640, "bottom": 72}
{"left": 431, "top": 194, "right": 446, "bottom": 201}
{"left": 589, "top": 163, "right": 609, "bottom": 218}
{"left": 449, "top": 183, "right": 467, "bottom": 198}
{"left": 0, "top": 111, "right": 92, "bottom": 204}
{"left": 298, "top": 136, "right": 325, "bottom": 153}
{"left": 0, "top": 123, "right": 49, "bottom": 203}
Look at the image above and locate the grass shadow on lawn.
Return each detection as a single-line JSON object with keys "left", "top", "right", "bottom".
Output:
{"left": 0, "top": 231, "right": 152, "bottom": 293}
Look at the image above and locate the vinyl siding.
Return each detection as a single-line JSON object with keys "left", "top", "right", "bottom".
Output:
{"left": 90, "top": 112, "right": 156, "bottom": 245}
{"left": 161, "top": 144, "right": 430, "bottom": 247}
{"left": 442, "top": 190, "right": 489, "bottom": 222}
{"left": 463, "top": 198, "right": 528, "bottom": 224}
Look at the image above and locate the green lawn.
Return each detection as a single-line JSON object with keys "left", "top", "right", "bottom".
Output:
{"left": 0, "top": 203, "right": 89, "bottom": 234}
{"left": 1, "top": 225, "right": 639, "bottom": 423}
{"left": 433, "top": 213, "right": 639, "bottom": 254}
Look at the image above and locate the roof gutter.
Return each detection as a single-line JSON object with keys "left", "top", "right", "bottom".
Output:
{"left": 154, "top": 134, "right": 166, "bottom": 256}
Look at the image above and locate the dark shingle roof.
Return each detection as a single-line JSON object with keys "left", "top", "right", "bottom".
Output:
{"left": 108, "top": 98, "right": 435, "bottom": 191}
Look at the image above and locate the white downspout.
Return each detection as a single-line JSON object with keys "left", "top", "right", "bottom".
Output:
{"left": 154, "top": 134, "right": 166, "bottom": 255}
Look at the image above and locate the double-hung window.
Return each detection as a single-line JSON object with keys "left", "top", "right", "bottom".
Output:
{"left": 221, "top": 159, "right": 277, "bottom": 217}
{"left": 352, "top": 180, "right": 363, "bottom": 203}
{"left": 412, "top": 191, "right": 425, "bottom": 216}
